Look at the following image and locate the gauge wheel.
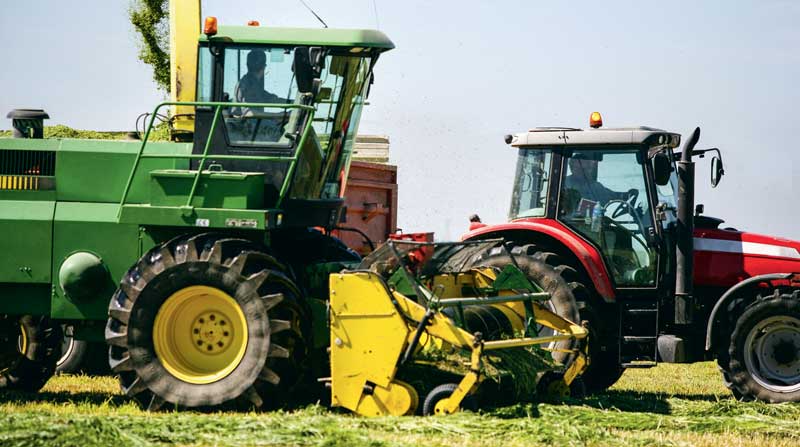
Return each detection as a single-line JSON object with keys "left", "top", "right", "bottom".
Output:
{"left": 421, "top": 383, "right": 478, "bottom": 416}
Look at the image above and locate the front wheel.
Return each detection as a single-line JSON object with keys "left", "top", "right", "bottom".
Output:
{"left": 106, "top": 234, "right": 308, "bottom": 410}
{"left": 728, "top": 291, "right": 800, "bottom": 402}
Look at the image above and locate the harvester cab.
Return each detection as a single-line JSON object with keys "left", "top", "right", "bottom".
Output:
{"left": 465, "top": 113, "right": 800, "bottom": 403}
{"left": 328, "top": 239, "right": 589, "bottom": 416}
{"left": 124, "top": 16, "right": 395, "bottom": 230}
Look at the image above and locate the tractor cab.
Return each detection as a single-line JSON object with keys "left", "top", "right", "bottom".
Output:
{"left": 506, "top": 117, "right": 682, "bottom": 288}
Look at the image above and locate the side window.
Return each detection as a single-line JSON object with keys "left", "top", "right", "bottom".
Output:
{"left": 560, "top": 149, "right": 657, "bottom": 287}
{"left": 509, "top": 149, "right": 552, "bottom": 219}
{"left": 197, "top": 49, "right": 212, "bottom": 102}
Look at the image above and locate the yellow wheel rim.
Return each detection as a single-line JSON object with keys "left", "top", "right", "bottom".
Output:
{"left": 153, "top": 286, "right": 248, "bottom": 384}
{"left": 18, "top": 322, "right": 27, "bottom": 355}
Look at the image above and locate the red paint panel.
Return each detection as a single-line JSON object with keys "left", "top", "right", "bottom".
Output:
{"left": 694, "top": 228, "right": 800, "bottom": 287}
{"left": 462, "top": 218, "right": 616, "bottom": 301}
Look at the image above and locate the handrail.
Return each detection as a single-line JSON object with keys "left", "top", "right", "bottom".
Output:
{"left": 117, "top": 101, "right": 315, "bottom": 217}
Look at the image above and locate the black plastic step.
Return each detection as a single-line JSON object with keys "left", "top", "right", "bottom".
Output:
{"left": 620, "top": 362, "right": 657, "bottom": 368}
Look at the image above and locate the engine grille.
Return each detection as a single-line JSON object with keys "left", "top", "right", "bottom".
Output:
{"left": 0, "top": 150, "right": 55, "bottom": 190}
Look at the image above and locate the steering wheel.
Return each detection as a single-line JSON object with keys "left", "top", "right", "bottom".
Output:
{"left": 611, "top": 189, "right": 638, "bottom": 219}
{"left": 603, "top": 199, "right": 648, "bottom": 248}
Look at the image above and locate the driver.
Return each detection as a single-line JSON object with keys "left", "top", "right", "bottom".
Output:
{"left": 234, "top": 50, "right": 288, "bottom": 116}
{"left": 564, "top": 157, "right": 636, "bottom": 206}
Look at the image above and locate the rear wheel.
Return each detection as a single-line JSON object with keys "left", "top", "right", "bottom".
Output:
{"left": 106, "top": 234, "right": 308, "bottom": 410}
{"left": 55, "top": 325, "right": 88, "bottom": 374}
{"left": 470, "top": 243, "right": 622, "bottom": 393}
{"left": 0, "top": 315, "right": 61, "bottom": 391}
{"left": 470, "top": 245, "right": 580, "bottom": 367}
{"left": 728, "top": 291, "right": 800, "bottom": 402}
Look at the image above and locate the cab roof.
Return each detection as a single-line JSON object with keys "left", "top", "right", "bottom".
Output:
{"left": 200, "top": 26, "right": 395, "bottom": 51}
{"left": 509, "top": 126, "right": 681, "bottom": 148}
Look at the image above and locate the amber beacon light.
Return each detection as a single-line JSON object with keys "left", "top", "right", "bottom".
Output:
{"left": 589, "top": 112, "right": 603, "bottom": 128}
{"left": 204, "top": 16, "right": 218, "bottom": 36}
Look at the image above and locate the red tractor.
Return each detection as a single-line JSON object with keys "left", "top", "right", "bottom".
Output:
{"left": 464, "top": 113, "right": 800, "bottom": 402}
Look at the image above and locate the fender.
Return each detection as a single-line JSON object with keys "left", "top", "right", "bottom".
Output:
{"left": 462, "top": 220, "right": 616, "bottom": 302}
{"left": 704, "top": 272, "right": 793, "bottom": 352}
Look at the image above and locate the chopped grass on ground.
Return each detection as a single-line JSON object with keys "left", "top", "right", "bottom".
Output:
{"left": 1, "top": 362, "right": 798, "bottom": 447}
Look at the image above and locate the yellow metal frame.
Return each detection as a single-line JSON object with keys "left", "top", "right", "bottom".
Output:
{"left": 169, "top": 0, "right": 201, "bottom": 134}
{"left": 153, "top": 285, "right": 248, "bottom": 384}
{"left": 329, "top": 271, "right": 589, "bottom": 417}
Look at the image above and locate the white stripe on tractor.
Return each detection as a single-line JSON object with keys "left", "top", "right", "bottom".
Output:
{"left": 694, "top": 238, "right": 800, "bottom": 259}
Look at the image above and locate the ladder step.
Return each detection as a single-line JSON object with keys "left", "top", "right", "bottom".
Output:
{"left": 622, "top": 336, "right": 657, "bottom": 343}
{"left": 624, "top": 308, "right": 657, "bottom": 316}
{"left": 621, "top": 362, "right": 657, "bottom": 369}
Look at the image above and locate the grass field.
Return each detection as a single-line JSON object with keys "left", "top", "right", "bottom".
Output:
{"left": 1, "top": 362, "right": 799, "bottom": 447}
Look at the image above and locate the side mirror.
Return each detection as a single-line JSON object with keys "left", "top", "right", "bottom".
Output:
{"left": 293, "top": 47, "right": 324, "bottom": 94}
{"left": 653, "top": 152, "right": 672, "bottom": 186}
{"left": 711, "top": 156, "right": 724, "bottom": 188}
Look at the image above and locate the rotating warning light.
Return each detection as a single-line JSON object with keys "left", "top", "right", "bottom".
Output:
{"left": 247, "top": 20, "right": 260, "bottom": 26}
{"left": 204, "top": 17, "right": 218, "bottom": 36}
{"left": 589, "top": 111, "right": 603, "bottom": 128}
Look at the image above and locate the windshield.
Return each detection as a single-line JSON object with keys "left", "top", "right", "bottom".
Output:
{"left": 509, "top": 148, "right": 553, "bottom": 219}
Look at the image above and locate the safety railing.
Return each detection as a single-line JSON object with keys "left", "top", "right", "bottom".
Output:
{"left": 117, "top": 101, "right": 316, "bottom": 216}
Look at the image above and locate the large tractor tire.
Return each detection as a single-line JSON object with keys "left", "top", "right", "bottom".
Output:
{"left": 106, "top": 234, "right": 308, "bottom": 410}
{"left": 470, "top": 244, "right": 623, "bottom": 393}
{"left": 727, "top": 290, "right": 800, "bottom": 403}
{"left": 0, "top": 315, "right": 62, "bottom": 391}
{"left": 470, "top": 245, "right": 580, "bottom": 367}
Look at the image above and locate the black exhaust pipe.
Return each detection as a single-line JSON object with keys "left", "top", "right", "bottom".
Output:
{"left": 6, "top": 109, "right": 49, "bottom": 139}
{"left": 675, "top": 127, "right": 701, "bottom": 325}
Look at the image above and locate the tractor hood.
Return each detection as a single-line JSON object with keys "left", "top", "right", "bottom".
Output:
{"left": 693, "top": 222, "right": 800, "bottom": 288}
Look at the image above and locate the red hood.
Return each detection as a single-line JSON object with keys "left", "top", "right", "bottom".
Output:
{"left": 694, "top": 228, "right": 800, "bottom": 261}
{"left": 694, "top": 227, "right": 800, "bottom": 287}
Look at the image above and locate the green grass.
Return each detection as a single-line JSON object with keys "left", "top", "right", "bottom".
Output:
{"left": 1, "top": 362, "right": 798, "bottom": 446}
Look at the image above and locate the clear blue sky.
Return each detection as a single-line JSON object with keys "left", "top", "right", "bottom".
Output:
{"left": 1, "top": 1, "right": 797, "bottom": 240}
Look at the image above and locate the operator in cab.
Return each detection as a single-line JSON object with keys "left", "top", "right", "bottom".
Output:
{"left": 234, "top": 49, "right": 288, "bottom": 116}
{"left": 562, "top": 157, "right": 637, "bottom": 216}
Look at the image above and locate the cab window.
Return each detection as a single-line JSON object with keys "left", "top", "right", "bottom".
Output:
{"left": 559, "top": 147, "right": 657, "bottom": 287}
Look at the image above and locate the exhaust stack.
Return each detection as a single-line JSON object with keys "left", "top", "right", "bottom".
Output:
{"left": 6, "top": 109, "right": 49, "bottom": 139}
{"left": 675, "top": 127, "right": 701, "bottom": 325}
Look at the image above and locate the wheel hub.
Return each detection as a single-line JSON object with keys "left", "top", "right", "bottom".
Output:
{"left": 192, "top": 311, "right": 234, "bottom": 355}
{"left": 745, "top": 316, "right": 800, "bottom": 393}
{"left": 153, "top": 285, "right": 249, "bottom": 385}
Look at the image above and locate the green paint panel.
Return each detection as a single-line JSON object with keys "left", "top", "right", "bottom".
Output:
{"left": 493, "top": 265, "right": 542, "bottom": 293}
{"left": 55, "top": 139, "right": 192, "bottom": 204}
{"left": 0, "top": 137, "right": 60, "bottom": 151}
{"left": 0, "top": 200, "right": 55, "bottom": 283}
{"left": 200, "top": 26, "right": 394, "bottom": 50}
{"left": 119, "top": 204, "right": 272, "bottom": 230}
{"left": 51, "top": 202, "right": 140, "bottom": 320}
{"left": 150, "top": 169, "right": 264, "bottom": 208}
